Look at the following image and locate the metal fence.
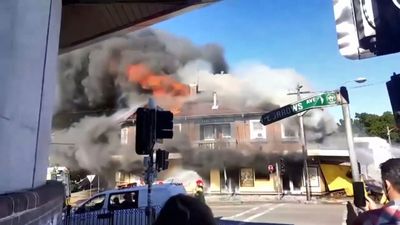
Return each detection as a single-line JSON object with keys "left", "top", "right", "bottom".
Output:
{"left": 61, "top": 207, "right": 161, "bottom": 225}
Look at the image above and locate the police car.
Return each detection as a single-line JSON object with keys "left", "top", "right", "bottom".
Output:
{"left": 68, "top": 183, "right": 186, "bottom": 225}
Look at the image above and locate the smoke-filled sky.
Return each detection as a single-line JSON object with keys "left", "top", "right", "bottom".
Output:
{"left": 152, "top": 0, "right": 400, "bottom": 121}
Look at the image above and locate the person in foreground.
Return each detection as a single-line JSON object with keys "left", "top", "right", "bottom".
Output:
{"left": 353, "top": 158, "right": 400, "bottom": 225}
{"left": 154, "top": 194, "right": 217, "bottom": 225}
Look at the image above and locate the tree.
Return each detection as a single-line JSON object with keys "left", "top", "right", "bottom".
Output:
{"left": 338, "top": 111, "right": 400, "bottom": 143}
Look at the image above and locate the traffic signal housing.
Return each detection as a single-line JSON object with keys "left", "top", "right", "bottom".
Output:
{"left": 155, "top": 149, "right": 169, "bottom": 172}
{"left": 387, "top": 73, "right": 400, "bottom": 128}
{"left": 135, "top": 108, "right": 155, "bottom": 155}
{"left": 156, "top": 111, "right": 174, "bottom": 139}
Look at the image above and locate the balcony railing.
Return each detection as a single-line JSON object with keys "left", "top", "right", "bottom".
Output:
{"left": 196, "top": 139, "right": 237, "bottom": 150}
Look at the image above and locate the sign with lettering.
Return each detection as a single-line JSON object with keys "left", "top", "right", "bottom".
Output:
{"left": 260, "top": 91, "right": 338, "bottom": 125}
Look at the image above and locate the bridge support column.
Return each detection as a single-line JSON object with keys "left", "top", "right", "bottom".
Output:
{"left": 0, "top": 0, "right": 61, "bottom": 194}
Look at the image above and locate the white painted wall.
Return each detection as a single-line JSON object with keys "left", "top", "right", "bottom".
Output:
{"left": 0, "top": 0, "right": 61, "bottom": 194}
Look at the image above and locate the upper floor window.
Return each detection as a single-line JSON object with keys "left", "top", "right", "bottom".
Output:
{"left": 120, "top": 127, "right": 129, "bottom": 145}
{"left": 174, "top": 123, "right": 182, "bottom": 133}
{"left": 249, "top": 120, "right": 266, "bottom": 140}
{"left": 200, "top": 124, "right": 231, "bottom": 140}
{"left": 281, "top": 124, "right": 299, "bottom": 140}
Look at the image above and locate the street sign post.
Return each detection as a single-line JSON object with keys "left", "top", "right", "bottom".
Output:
{"left": 87, "top": 175, "right": 95, "bottom": 197}
{"left": 260, "top": 91, "right": 338, "bottom": 125}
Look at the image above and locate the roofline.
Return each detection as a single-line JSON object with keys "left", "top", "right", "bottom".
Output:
{"left": 175, "top": 112, "right": 265, "bottom": 120}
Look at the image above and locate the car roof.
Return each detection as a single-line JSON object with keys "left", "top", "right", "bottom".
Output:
{"left": 94, "top": 183, "right": 184, "bottom": 196}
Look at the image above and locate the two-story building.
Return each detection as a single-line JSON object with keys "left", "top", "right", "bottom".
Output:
{"left": 172, "top": 93, "right": 306, "bottom": 194}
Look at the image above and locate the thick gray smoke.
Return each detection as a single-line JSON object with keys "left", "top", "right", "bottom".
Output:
{"left": 54, "top": 29, "right": 228, "bottom": 129}
{"left": 164, "top": 132, "right": 304, "bottom": 178}
{"left": 52, "top": 29, "right": 337, "bottom": 183}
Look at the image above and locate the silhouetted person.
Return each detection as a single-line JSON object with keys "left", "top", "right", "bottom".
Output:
{"left": 154, "top": 194, "right": 216, "bottom": 225}
{"left": 110, "top": 196, "right": 121, "bottom": 210}
{"left": 353, "top": 158, "right": 400, "bottom": 225}
{"left": 121, "top": 193, "right": 136, "bottom": 209}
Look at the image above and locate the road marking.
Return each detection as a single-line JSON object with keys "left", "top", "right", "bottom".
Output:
{"left": 223, "top": 203, "right": 271, "bottom": 219}
{"left": 341, "top": 208, "right": 347, "bottom": 225}
{"left": 243, "top": 203, "right": 285, "bottom": 222}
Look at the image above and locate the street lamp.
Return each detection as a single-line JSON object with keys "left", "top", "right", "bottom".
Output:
{"left": 339, "top": 78, "right": 370, "bottom": 208}
{"left": 342, "top": 77, "right": 367, "bottom": 85}
{"left": 354, "top": 77, "right": 367, "bottom": 83}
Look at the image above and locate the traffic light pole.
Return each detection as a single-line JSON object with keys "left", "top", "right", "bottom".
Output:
{"left": 135, "top": 99, "right": 174, "bottom": 225}
{"left": 147, "top": 100, "right": 156, "bottom": 225}
{"left": 146, "top": 149, "right": 155, "bottom": 225}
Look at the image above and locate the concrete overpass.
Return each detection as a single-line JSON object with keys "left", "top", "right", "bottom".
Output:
{"left": 0, "top": 1, "right": 216, "bottom": 224}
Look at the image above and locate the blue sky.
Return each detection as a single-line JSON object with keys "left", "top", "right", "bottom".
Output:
{"left": 152, "top": 0, "right": 400, "bottom": 121}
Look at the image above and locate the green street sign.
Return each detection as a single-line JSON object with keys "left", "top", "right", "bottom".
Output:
{"left": 291, "top": 91, "right": 338, "bottom": 113}
{"left": 260, "top": 91, "right": 338, "bottom": 125}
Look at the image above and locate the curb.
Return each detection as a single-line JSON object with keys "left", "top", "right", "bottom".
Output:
{"left": 205, "top": 196, "right": 348, "bottom": 205}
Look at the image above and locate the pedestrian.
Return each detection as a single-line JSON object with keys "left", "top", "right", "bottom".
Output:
{"left": 194, "top": 179, "right": 206, "bottom": 204}
{"left": 353, "top": 158, "right": 400, "bottom": 225}
{"left": 153, "top": 194, "right": 217, "bottom": 225}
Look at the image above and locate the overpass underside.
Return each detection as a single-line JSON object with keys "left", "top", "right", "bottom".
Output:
{"left": 60, "top": 0, "right": 217, "bottom": 53}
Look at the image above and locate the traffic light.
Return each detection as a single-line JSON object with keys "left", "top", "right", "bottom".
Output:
{"left": 156, "top": 111, "right": 173, "bottom": 139}
{"left": 279, "top": 158, "right": 286, "bottom": 175}
{"left": 387, "top": 73, "right": 400, "bottom": 128}
{"left": 339, "top": 86, "right": 350, "bottom": 104}
{"left": 155, "top": 149, "right": 169, "bottom": 171}
{"left": 135, "top": 108, "right": 155, "bottom": 155}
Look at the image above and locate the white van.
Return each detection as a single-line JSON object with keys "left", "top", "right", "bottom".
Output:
{"left": 68, "top": 183, "right": 186, "bottom": 225}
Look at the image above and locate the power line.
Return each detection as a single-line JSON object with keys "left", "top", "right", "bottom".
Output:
{"left": 348, "top": 80, "right": 387, "bottom": 89}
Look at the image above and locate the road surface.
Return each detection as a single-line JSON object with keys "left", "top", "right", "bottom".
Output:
{"left": 209, "top": 201, "right": 347, "bottom": 225}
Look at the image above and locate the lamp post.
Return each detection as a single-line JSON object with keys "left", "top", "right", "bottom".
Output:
{"left": 340, "top": 78, "right": 367, "bottom": 182}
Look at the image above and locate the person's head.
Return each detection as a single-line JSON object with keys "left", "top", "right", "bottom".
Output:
{"left": 380, "top": 158, "right": 400, "bottom": 201}
{"left": 196, "top": 179, "right": 204, "bottom": 187}
{"left": 154, "top": 194, "right": 216, "bottom": 225}
{"left": 113, "top": 197, "right": 120, "bottom": 204}
{"left": 123, "top": 193, "right": 132, "bottom": 202}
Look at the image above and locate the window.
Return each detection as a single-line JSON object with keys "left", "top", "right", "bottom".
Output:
{"left": 109, "top": 191, "right": 139, "bottom": 210}
{"left": 76, "top": 195, "right": 106, "bottom": 213}
{"left": 255, "top": 169, "right": 270, "bottom": 180}
{"left": 240, "top": 168, "right": 255, "bottom": 187}
{"left": 281, "top": 124, "right": 299, "bottom": 140}
{"left": 173, "top": 124, "right": 182, "bottom": 133}
{"left": 249, "top": 120, "right": 266, "bottom": 140}
{"left": 200, "top": 124, "right": 231, "bottom": 140}
{"left": 120, "top": 127, "right": 129, "bottom": 145}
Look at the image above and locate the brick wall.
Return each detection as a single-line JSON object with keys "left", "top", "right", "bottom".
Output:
{"left": 0, "top": 181, "right": 64, "bottom": 225}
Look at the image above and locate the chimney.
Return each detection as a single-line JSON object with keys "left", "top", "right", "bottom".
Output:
{"left": 212, "top": 91, "right": 219, "bottom": 110}
{"left": 189, "top": 83, "right": 198, "bottom": 96}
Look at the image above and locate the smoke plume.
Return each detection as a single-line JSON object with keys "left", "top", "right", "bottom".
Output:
{"left": 52, "top": 29, "right": 337, "bottom": 184}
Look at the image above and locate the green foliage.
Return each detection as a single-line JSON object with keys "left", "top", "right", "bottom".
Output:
{"left": 337, "top": 111, "right": 400, "bottom": 143}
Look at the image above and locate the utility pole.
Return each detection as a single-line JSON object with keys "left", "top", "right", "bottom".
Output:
{"left": 387, "top": 126, "right": 396, "bottom": 145}
{"left": 288, "top": 84, "right": 311, "bottom": 201}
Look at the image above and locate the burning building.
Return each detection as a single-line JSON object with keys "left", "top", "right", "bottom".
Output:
{"left": 51, "top": 28, "right": 352, "bottom": 195}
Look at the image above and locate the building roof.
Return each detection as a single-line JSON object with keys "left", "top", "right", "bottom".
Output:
{"left": 175, "top": 101, "right": 265, "bottom": 119}
{"left": 60, "top": 0, "right": 217, "bottom": 53}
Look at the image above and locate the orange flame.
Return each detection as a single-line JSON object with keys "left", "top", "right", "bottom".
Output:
{"left": 127, "top": 64, "right": 189, "bottom": 114}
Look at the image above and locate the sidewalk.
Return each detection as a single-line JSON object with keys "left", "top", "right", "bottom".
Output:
{"left": 205, "top": 194, "right": 351, "bottom": 205}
